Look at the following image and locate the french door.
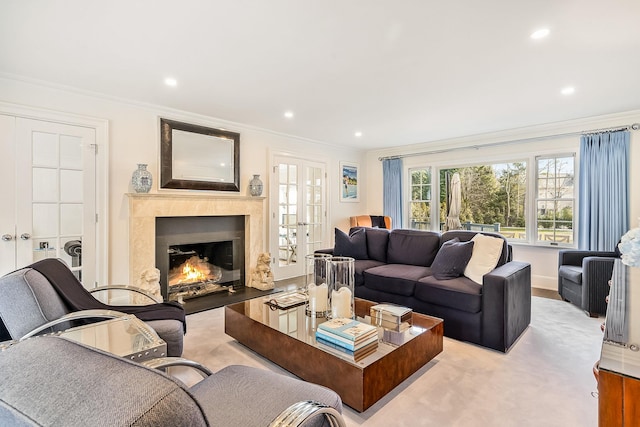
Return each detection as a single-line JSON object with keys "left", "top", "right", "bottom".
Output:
{"left": 270, "top": 156, "right": 327, "bottom": 280}
{"left": 0, "top": 115, "right": 98, "bottom": 285}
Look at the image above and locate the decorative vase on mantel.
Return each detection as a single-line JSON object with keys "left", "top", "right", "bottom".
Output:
{"left": 249, "top": 174, "right": 263, "bottom": 197}
{"left": 132, "top": 163, "right": 153, "bottom": 193}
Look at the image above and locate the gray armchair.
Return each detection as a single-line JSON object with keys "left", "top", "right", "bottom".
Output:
{"left": 0, "top": 336, "right": 345, "bottom": 427}
{"left": 558, "top": 250, "right": 617, "bottom": 317}
{"left": 0, "top": 259, "right": 185, "bottom": 356}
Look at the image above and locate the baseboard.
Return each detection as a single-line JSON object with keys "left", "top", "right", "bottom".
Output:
{"left": 532, "top": 274, "right": 557, "bottom": 291}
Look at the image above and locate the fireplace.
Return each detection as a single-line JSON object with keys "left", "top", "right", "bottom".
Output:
{"left": 155, "top": 215, "right": 245, "bottom": 311}
{"left": 127, "top": 193, "right": 265, "bottom": 313}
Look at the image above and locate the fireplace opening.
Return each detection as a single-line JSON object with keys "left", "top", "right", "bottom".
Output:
{"left": 156, "top": 215, "right": 245, "bottom": 312}
{"left": 167, "top": 240, "right": 241, "bottom": 303}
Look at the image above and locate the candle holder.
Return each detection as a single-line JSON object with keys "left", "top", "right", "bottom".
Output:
{"left": 304, "top": 253, "right": 331, "bottom": 318}
{"left": 328, "top": 256, "right": 355, "bottom": 319}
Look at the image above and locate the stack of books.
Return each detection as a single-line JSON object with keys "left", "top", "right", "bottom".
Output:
{"left": 315, "top": 318, "right": 379, "bottom": 361}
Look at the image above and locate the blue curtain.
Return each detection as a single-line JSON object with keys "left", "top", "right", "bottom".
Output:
{"left": 578, "top": 130, "right": 630, "bottom": 250}
{"left": 383, "top": 158, "right": 403, "bottom": 229}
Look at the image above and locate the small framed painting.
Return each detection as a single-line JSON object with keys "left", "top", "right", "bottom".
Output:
{"left": 340, "top": 162, "right": 359, "bottom": 202}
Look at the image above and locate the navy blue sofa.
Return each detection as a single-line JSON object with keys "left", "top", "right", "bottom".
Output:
{"left": 320, "top": 228, "right": 531, "bottom": 352}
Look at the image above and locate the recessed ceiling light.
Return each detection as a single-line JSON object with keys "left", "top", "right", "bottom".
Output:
{"left": 284, "top": 111, "right": 294, "bottom": 119}
{"left": 164, "top": 77, "right": 177, "bottom": 87}
{"left": 561, "top": 86, "right": 575, "bottom": 95}
{"left": 355, "top": 131, "right": 363, "bottom": 138}
{"left": 530, "top": 28, "right": 550, "bottom": 40}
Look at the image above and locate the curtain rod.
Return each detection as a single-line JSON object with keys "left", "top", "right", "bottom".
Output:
{"left": 378, "top": 122, "right": 640, "bottom": 161}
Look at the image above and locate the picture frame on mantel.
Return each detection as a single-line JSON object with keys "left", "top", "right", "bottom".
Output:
{"left": 160, "top": 118, "right": 240, "bottom": 191}
{"left": 340, "top": 161, "right": 359, "bottom": 202}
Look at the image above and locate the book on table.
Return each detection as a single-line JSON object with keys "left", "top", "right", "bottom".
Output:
{"left": 316, "top": 336, "right": 379, "bottom": 361}
{"left": 315, "top": 329, "right": 378, "bottom": 351}
{"left": 317, "top": 318, "right": 378, "bottom": 344}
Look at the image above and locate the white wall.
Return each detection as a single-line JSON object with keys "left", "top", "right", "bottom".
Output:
{"left": 0, "top": 77, "right": 367, "bottom": 284}
{"left": 366, "top": 111, "right": 640, "bottom": 290}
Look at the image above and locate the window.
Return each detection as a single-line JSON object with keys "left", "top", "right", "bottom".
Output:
{"left": 439, "top": 163, "right": 527, "bottom": 238}
{"left": 536, "top": 155, "right": 575, "bottom": 245}
{"left": 409, "top": 168, "right": 431, "bottom": 230}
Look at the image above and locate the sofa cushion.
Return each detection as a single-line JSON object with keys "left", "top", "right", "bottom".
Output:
{"left": 363, "top": 227, "right": 390, "bottom": 263}
{"left": 431, "top": 238, "right": 475, "bottom": 280}
{"left": 387, "top": 229, "right": 441, "bottom": 267}
{"left": 463, "top": 233, "right": 504, "bottom": 284}
{"left": 415, "top": 275, "right": 483, "bottom": 313}
{"left": 334, "top": 227, "right": 368, "bottom": 260}
{"left": 353, "top": 259, "right": 386, "bottom": 286}
{"left": 363, "top": 264, "right": 431, "bottom": 296}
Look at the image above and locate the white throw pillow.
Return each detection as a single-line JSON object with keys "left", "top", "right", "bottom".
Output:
{"left": 463, "top": 234, "right": 504, "bottom": 284}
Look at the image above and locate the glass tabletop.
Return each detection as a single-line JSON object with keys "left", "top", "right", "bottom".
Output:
{"left": 240, "top": 295, "right": 428, "bottom": 367}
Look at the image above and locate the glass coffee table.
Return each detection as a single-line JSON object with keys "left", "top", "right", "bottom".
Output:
{"left": 225, "top": 297, "right": 443, "bottom": 412}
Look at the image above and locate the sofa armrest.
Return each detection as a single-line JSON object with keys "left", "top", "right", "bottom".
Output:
{"left": 558, "top": 250, "right": 617, "bottom": 267}
{"left": 481, "top": 261, "right": 531, "bottom": 352}
{"left": 314, "top": 248, "right": 334, "bottom": 255}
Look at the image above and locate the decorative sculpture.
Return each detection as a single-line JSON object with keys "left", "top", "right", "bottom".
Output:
{"left": 135, "top": 267, "right": 163, "bottom": 303}
{"left": 251, "top": 252, "right": 275, "bottom": 290}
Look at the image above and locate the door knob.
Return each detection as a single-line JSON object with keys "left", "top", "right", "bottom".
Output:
{"left": 1, "top": 234, "right": 13, "bottom": 241}
{"left": 20, "top": 233, "right": 31, "bottom": 240}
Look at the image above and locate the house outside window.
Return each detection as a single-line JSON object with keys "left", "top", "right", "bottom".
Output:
{"left": 536, "top": 155, "right": 575, "bottom": 245}
{"left": 409, "top": 167, "right": 431, "bottom": 230}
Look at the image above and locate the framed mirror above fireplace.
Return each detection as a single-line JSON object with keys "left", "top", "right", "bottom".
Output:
{"left": 160, "top": 118, "right": 240, "bottom": 191}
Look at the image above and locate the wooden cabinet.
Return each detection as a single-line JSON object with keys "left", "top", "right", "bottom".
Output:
{"left": 598, "top": 369, "right": 640, "bottom": 426}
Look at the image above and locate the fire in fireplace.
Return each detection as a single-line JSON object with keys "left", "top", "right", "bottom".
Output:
{"left": 167, "top": 242, "right": 238, "bottom": 303}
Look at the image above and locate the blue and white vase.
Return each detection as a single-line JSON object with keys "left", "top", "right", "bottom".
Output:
{"left": 249, "top": 174, "right": 263, "bottom": 197}
{"left": 132, "top": 163, "right": 153, "bottom": 193}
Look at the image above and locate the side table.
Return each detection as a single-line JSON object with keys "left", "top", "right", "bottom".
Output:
{"left": 55, "top": 315, "right": 167, "bottom": 362}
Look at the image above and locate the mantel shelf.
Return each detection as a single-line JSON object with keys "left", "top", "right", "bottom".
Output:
{"left": 127, "top": 193, "right": 266, "bottom": 201}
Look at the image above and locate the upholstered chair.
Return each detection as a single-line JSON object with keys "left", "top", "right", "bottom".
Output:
{"left": 349, "top": 215, "right": 392, "bottom": 229}
{"left": 0, "top": 336, "right": 345, "bottom": 426}
{"left": 0, "top": 259, "right": 185, "bottom": 356}
{"left": 558, "top": 250, "right": 618, "bottom": 316}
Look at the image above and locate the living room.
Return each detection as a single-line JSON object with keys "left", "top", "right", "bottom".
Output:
{"left": 1, "top": 1, "right": 640, "bottom": 426}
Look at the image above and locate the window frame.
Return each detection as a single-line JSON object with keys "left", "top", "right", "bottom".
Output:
{"left": 534, "top": 153, "right": 576, "bottom": 247}
{"left": 407, "top": 167, "right": 433, "bottom": 231}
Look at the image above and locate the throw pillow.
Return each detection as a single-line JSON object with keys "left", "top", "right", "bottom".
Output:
{"left": 431, "top": 238, "right": 475, "bottom": 280}
{"left": 463, "top": 234, "right": 505, "bottom": 284}
{"left": 334, "top": 227, "right": 368, "bottom": 259}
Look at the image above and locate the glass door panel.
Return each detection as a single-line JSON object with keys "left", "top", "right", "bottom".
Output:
{"left": 271, "top": 156, "right": 326, "bottom": 280}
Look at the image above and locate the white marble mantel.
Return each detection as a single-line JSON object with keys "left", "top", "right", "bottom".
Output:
{"left": 127, "top": 193, "right": 265, "bottom": 287}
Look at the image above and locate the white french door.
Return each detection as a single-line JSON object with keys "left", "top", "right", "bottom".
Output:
{"left": 270, "top": 156, "right": 327, "bottom": 280}
{"left": 0, "top": 115, "right": 98, "bottom": 285}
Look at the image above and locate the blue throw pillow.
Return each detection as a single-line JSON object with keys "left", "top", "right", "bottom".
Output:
{"left": 334, "top": 228, "right": 368, "bottom": 260}
{"left": 431, "top": 238, "right": 475, "bottom": 280}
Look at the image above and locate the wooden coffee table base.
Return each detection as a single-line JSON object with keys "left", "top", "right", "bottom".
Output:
{"left": 225, "top": 298, "right": 443, "bottom": 412}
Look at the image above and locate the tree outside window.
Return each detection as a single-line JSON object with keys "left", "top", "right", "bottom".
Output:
{"left": 439, "top": 163, "right": 527, "bottom": 239}
{"left": 409, "top": 168, "right": 431, "bottom": 230}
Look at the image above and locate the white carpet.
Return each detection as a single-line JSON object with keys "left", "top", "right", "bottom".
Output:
{"left": 176, "top": 296, "right": 603, "bottom": 427}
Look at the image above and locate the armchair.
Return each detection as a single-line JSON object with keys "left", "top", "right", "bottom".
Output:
{"left": 349, "top": 215, "right": 392, "bottom": 229}
{"left": 0, "top": 258, "right": 185, "bottom": 356}
{"left": 0, "top": 336, "right": 345, "bottom": 426}
{"left": 558, "top": 250, "right": 617, "bottom": 317}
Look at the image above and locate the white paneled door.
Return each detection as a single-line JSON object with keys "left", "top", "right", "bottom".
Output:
{"left": 0, "top": 115, "right": 97, "bottom": 285}
{"left": 271, "top": 156, "right": 327, "bottom": 280}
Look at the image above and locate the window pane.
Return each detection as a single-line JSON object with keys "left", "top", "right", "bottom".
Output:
{"left": 439, "top": 163, "right": 527, "bottom": 238}
{"left": 535, "top": 156, "right": 575, "bottom": 245}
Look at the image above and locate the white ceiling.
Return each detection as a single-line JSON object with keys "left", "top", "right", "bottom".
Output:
{"left": 2, "top": 0, "right": 640, "bottom": 150}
